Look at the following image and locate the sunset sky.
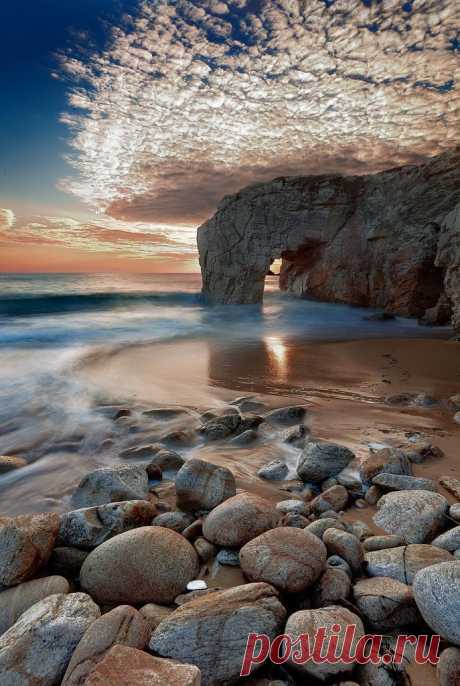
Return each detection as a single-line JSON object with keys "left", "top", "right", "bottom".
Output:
{"left": 0, "top": 0, "right": 459, "bottom": 273}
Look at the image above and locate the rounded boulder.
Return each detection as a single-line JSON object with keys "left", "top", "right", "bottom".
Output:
{"left": 80, "top": 526, "right": 199, "bottom": 605}
{"left": 202, "top": 492, "right": 280, "bottom": 547}
{"left": 240, "top": 527, "right": 326, "bottom": 593}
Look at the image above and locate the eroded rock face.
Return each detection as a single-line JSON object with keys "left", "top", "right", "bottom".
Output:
{"left": 436, "top": 202, "right": 460, "bottom": 333}
{"left": 198, "top": 149, "right": 460, "bottom": 331}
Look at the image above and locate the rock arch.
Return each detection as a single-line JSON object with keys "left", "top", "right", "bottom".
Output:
{"left": 198, "top": 149, "right": 460, "bottom": 324}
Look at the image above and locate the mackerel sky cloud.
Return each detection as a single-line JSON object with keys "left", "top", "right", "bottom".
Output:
{"left": 59, "top": 0, "right": 460, "bottom": 227}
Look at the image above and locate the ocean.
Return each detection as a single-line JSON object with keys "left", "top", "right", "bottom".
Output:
{"left": 0, "top": 272, "right": 450, "bottom": 515}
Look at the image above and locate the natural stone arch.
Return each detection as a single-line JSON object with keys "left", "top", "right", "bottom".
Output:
{"left": 197, "top": 149, "right": 460, "bottom": 323}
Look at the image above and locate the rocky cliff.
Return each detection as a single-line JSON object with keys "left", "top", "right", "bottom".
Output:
{"left": 198, "top": 149, "right": 460, "bottom": 331}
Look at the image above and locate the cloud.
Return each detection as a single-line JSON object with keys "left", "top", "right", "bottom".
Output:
{"left": 0, "top": 213, "right": 197, "bottom": 261}
{"left": 0, "top": 209, "right": 15, "bottom": 230}
{"left": 58, "top": 0, "right": 460, "bottom": 225}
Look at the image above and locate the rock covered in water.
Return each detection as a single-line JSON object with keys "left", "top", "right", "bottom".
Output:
{"left": 0, "top": 593, "right": 100, "bottom": 686}
{"left": 83, "top": 645, "right": 201, "bottom": 686}
{"left": 0, "top": 512, "right": 60, "bottom": 586}
{"left": 297, "top": 441, "right": 355, "bottom": 483}
{"left": 265, "top": 406, "right": 307, "bottom": 424}
{"left": 148, "top": 448, "right": 185, "bottom": 472}
{"left": 202, "top": 492, "right": 280, "bottom": 547}
{"left": 365, "top": 544, "right": 453, "bottom": 583}
{"left": 413, "top": 561, "right": 460, "bottom": 645}
{"left": 80, "top": 526, "right": 199, "bottom": 605}
{"left": 240, "top": 527, "right": 326, "bottom": 593}
{"left": 62, "top": 605, "right": 150, "bottom": 685}
{"left": 58, "top": 500, "right": 157, "bottom": 549}
{"left": 373, "top": 490, "right": 448, "bottom": 543}
{"left": 285, "top": 606, "right": 364, "bottom": 680}
{"left": 175, "top": 458, "right": 236, "bottom": 511}
{"left": 353, "top": 577, "right": 420, "bottom": 630}
{"left": 71, "top": 464, "right": 149, "bottom": 508}
{"left": 150, "top": 583, "right": 286, "bottom": 685}
{"left": 200, "top": 413, "right": 241, "bottom": 440}
{"left": 0, "top": 576, "right": 70, "bottom": 636}
{"left": 257, "top": 459, "right": 288, "bottom": 481}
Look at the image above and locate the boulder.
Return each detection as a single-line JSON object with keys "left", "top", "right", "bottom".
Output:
{"left": 80, "top": 526, "right": 199, "bottom": 605}
{"left": 0, "top": 576, "right": 69, "bottom": 636}
{"left": 257, "top": 460, "right": 288, "bottom": 481}
{"left": 440, "top": 475, "right": 460, "bottom": 500}
{"left": 48, "top": 547, "right": 89, "bottom": 576}
{"left": 119, "top": 444, "right": 159, "bottom": 459}
{"left": 71, "top": 465, "right": 149, "bottom": 508}
{"left": 216, "top": 549, "right": 240, "bottom": 566}
{"left": 265, "top": 406, "right": 306, "bottom": 424}
{"left": 359, "top": 448, "right": 411, "bottom": 484}
{"left": 148, "top": 449, "right": 185, "bottom": 472}
{"left": 58, "top": 500, "right": 156, "bottom": 549}
{"left": 230, "top": 430, "right": 258, "bottom": 446}
{"left": 437, "top": 647, "right": 460, "bottom": 686}
{"left": 175, "top": 459, "right": 236, "bottom": 512}
{"left": 311, "top": 567, "right": 351, "bottom": 608}
{"left": 285, "top": 606, "right": 364, "bottom": 680}
{"left": 202, "top": 493, "right": 280, "bottom": 547}
{"left": 140, "top": 603, "right": 174, "bottom": 632}
{"left": 152, "top": 511, "right": 195, "bottom": 533}
{"left": 305, "top": 518, "right": 345, "bottom": 539}
{"left": 200, "top": 414, "right": 241, "bottom": 441}
{"left": 150, "top": 583, "right": 286, "bottom": 685}
{"left": 0, "top": 512, "right": 60, "bottom": 586}
{"left": 413, "top": 561, "right": 460, "bottom": 644}
{"left": 83, "top": 646, "right": 201, "bottom": 686}
{"left": 432, "top": 526, "right": 460, "bottom": 552}
{"left": 353, "top": 577, "right": 420, "bottom": 630}
{"left": 276, "top": 499, "right": 309, "bottom": 515}
{"left": 194, "top": 537, "right": 216, "bottom": 562}
{"left": 323, "top": 528, "right": 364, "bottom": 575}
{"left": 451, "top": 504, "right": 460, "bottom": 521}
{"left": 240, "top": 527, "right": 326, "bottom": 593}
{"left": 365, "top": 544, "right": 453, "bottom": 583}
{"left": 297, "top": 441, "right": 355, "bottom": 483}
{"left": 310, "top": 485, "right": 349, "bottom": 514}
{"left": 0, "top": 456, "right": 27, "bottom": 474}
{"left": 279, "top": 512, "right": 309, "bottom": 528}
{"left": 363, "top": 535, "right": 404, "bottom": 552}
{"left": 448, "top": 394, "right": 460, "bottom": 412}
{"left": 0, "top": 593, "right": 100, "bottom": 685}
{"left": 374, "top": 490, "right": 449, "bottom": 543}
{"left": 371, "top": 473, "right": 437, "bottom": 492}
{"left": 62, "top": 605, "right": 150, "bottom": 685}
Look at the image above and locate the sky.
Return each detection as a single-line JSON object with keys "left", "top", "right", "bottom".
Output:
{"left": 0, "top": 0, "right": 459, "bottom": 273}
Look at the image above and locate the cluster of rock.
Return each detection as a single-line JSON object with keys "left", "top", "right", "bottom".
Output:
{"left": 198, "top": 148, "right": 460, "bottom": 334}
{"left": 1, "top": 398, "right": 460, "bottom": 685}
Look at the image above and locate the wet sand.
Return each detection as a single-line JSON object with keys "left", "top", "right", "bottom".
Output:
{"left": 80, "top": 335, "right": 460, "bottom": 500}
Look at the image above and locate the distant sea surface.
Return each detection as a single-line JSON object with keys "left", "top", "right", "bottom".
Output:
{"left": 0, "top": 272, "right": 451, "bottom": 515}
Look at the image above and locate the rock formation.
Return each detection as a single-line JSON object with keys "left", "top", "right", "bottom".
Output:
{"left": 198, "top": 148, "right": 460, "bottom": 330}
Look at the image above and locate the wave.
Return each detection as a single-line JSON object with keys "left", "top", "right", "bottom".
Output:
{"left": 0, "top": 290, "right": 203, "bottom": 317}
